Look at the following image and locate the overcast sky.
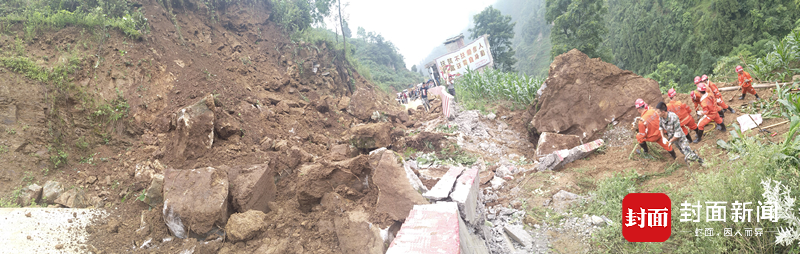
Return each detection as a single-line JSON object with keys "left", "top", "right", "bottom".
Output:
{"left": 326, "top": 0, "right": 497, "bottom": 69}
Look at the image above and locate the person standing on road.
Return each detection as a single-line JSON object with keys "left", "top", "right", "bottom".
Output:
{"left": 421, "top": 81, "right": 431, "bottom": 112}
{"left": 447, "top": 74, "right": 456, "bottom": 102}
{"left": 634, "top": 99, "right": 677, "bottom": 160}
{"left": 666, "top": 88, "right": 698, "bottom": 142}
{"left": 695, "top": 83, "right": 726, "bottom": 143}
{"left": 736, "top": 65, "right": 760, "bottom": 100}
{"left": 656, "top": 102, "right": 704, "bottom": 164}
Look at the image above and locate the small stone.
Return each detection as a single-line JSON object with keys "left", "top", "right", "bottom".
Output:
{"left": 68, "top": 219, "right": 73, "bottom": 223}
{"left": 25, "top": 212, "right": 31, "bottom": 217}
{"left": 27, "top": 236, "right": 31, "bottom": 240}
{"left": 487, "top": 113, "right": 496, "bottom": 120}
{"left": 55, "top": 244, "right": 63, "bottom": 249}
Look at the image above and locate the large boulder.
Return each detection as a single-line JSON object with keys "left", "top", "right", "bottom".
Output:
{"left": 538, "top": 139, "right": 605, "bottom": 171}
{"left": 531, "top": 49, "right": 662, "bottom": 141}
{"left": 173, "top": 94, "right": 216, "bottom": 160}
{"left": 369, "top": 149, "right": 428, "bottom": 221}
{"left": 227, "top": 164, "right": 276, "bottom": 213}
{"left": 350, "top": 122, "right": 392, "bottom": 149}
{"left": 163, "top": 167, "right": 230, "bottom": 238}
{"left": 535, "top": 132, "right": 582, "bottom": 159}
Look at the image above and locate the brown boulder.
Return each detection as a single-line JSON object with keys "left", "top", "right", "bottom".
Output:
{"left": 228, "top": 164, "right": 276, "bottom": 213}
{"left": 18, "top": 184, "right": 42, "bottom": 206}
{"left": 173, "top": 94, "right": 216, "bottom": 160}
{"left": 369, "top": 149, "right": 428, "bottom": 221}
{"left": 338, "top": 96, "right": 350, "bottom": 111}
{"left": 535, "top": 132, "right": 582, "bottom": 159}
{"left": 226, "top": 210, "right": 267, "bottom": 242}
{"left": 328, "top": 144, "right": 357, "bottom": 161}
{"left": 531, "top": 49, "right": 662, "bottom": 141}
{"left": 214, "top": 111, "right": 241, "bottom": 139}
{"left": 55, "top": 189, "right": 87, "bottom": 208}
{"left": 349, "top": 122, "right": 392, "bottom": 149}
{"left": 163, "top": 167, "right": 230, "bottom": 237}
{"left": 335, "top": 209, "right": 384, "bottom": 254}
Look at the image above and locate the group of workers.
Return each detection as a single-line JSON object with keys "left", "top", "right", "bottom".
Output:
{"left": 397, "top": 80, "right": 435, "bottom": 111}
{"left": 633, "top": 65, "right": 759, "bottom": 165}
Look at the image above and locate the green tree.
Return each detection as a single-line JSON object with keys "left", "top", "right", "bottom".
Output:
{"left": 411, "top": 65, "right": 417, "bottom": 72}
{"left": 469, "top": 6, "right": 517, "bottom": 72}
{"left": 342, "top": 19, "right": 351, "bottom": 38}
{"left": 545, "top": 0, "right": 609, "bottom": 60}
{"left": 357, "top": 26, "right": 366, "bottom": 38}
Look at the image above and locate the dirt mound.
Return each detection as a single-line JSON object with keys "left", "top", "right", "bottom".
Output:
{"left": 531, "top": 49, "right": 663, "bottom": 142}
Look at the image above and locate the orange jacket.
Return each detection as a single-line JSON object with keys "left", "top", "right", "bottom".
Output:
{"left": 667, "top": 100, "right": 693, "bottom": 123}
{"left": 637, "top": 109, "right": 661, "bottom": 141}
{"left": 738, "top": 71, "right": 753, "bottom": 88}
{"left": 707, "top": 81, "right": 722, "bottom": 98}
{"left": 700, "top": 93, "right": 719, "bottom": 117}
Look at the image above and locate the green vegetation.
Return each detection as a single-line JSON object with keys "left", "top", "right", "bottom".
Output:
{"left": 455, "top": 68, "right": 543, "bottom": 111}
{"left": 268, "top": 0, "right": 334, "bottom": 34}
{"left": 291, "top": 27, "right": 424, "bottom": 93}
{"left": 546, "top": 0, "right": 610, "bottom": 61}
{"left": 0, "top": 0, "right": 148, "bottom": 40}
{"left": 469, "top": 6, "right": 517, "bottom": 72}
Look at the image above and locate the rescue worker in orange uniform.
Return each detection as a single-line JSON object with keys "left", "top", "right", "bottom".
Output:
{"left": 701, "top": 74, "right": 734, "bottom": 114}
{"left": 694, "top": 76, "right": 726, "bottom": 119}
{"left": 666, "top": 88, "right": 698, "bottom": 143}
{"left": 736, "top": 65, "right": 759, "bottom": 100}
{"left": 695, "top": 83, "right": 726, "bottom": 143}
{"left": 634, "top": 98, "right": 677, "bottom": 159}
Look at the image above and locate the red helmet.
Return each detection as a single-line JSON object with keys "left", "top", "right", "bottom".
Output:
{"left": 635, "top": 98, "right": 647, "bottom": 109}
{"left": 701, "top": 75, "right": 708, "bottom": 82}
{"left": 735, "top": 65, "right": 744, "bottom": 72}
{"left": 691, "top": 91, "right": 697, "bottom": 100}
{"left": 668, "top": 88, "right": 676, "bottom": 98}
{"left": 694, "top": 76, "right": 701, "bottom": 84}
{"left": 696, "top": 83, "right": 706, "bottom": 92}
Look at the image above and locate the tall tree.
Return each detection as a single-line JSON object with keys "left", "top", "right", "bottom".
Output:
{"left": 469, "top": 6, "right": 517, "bottom": 72}
{"left": 411, "top": 65, "right": 417, "bottom": 72}
{"left": 545, "top": 0, "right": 609, "bottom": 60}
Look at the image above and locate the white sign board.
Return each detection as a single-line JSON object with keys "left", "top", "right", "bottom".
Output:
{"left": 434, "top": 35, "right": 494, "bottom": 79}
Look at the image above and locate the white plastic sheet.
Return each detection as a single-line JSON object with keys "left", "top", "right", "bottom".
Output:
{"left": 736, "top": 114, "right": 763, "bottom": 132}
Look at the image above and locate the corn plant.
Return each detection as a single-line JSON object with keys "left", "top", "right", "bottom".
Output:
{"left": 455, "top": 68, "right": 544, "bottom": 111}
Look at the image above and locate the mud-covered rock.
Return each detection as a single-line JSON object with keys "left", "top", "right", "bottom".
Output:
{"left": 142, "top": 173, "right": 164, "bottom": 207}
{"left": 349, "top": 122, "right": 392, "bottom": 149}
{"left": 42, "top": 181, "right": 64, "bottom": 204}
{"left": 532, "top": 49, "right": 662, "bottom": 141}
{"left": 173, "top": 94, "right": 216, "bottom": 160}
{"left": 226, "top": 210, "right": 267, "bottom": 242}
{"left": 335, "top": 209, "right": 384, "bottom": 254}
{"left": 338, "top": 96, "right": 350, "bottom": 111}
{"left": 163, "top": 167, "right": 230, "bottom": 237}
{"left": 18, "top": 183, "right": 42, "bottom": 206}
{"left": 369, "top": 149, "right": 428, "bottom": 221}
{"left": 214, "top": 111, "right": 241, "bottom": 139}
{"left": 228, "top": 164, "right": 275, "bottom": 213}
{"left": 55, "top": 189, "right": 87, "bottom": 208}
